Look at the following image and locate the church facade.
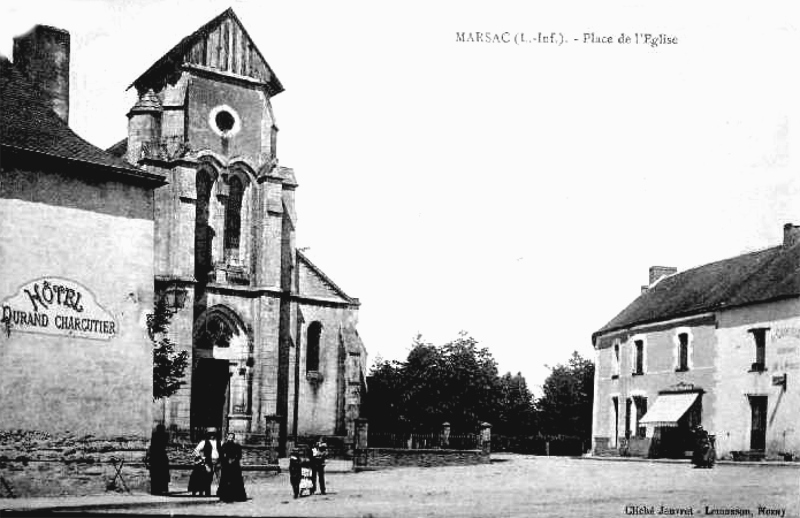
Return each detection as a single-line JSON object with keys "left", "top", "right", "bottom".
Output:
{"left": 109, "top": 9, "right": 367, "bottom": 451}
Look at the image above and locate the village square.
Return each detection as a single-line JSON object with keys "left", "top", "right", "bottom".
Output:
{"left": 1, "top": 2, "right": 800, "bottom": 517}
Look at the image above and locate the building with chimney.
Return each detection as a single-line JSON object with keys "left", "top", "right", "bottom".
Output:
{"left": 1, "top": 25, "right": 165, "bottom": 494}
{"left": 591, "top": 224, "right": 800, "bottom": 460}
{"left": 106, "top": 8, "right": 367, "bottom": 452}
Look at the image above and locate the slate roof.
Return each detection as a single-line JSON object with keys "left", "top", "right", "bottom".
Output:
{"left": 106, "top": 138, "right": 127, "bottom": 158}
{"left": 0, "top": 57, "right": 163, "bottom": 184}
{"left": 593, "top": 241, "right": 800, "bottom": 340}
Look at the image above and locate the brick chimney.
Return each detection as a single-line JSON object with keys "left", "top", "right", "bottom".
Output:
{"left": 649, "top": 266, "right": 677, "bottom": 285}
{"left": 13, "top": 25, "right": 70, "bottom": 123}
{"left": 783, "top": 223, "right": 800, "bottom": 248}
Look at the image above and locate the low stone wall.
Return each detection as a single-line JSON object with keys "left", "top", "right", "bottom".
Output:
{"left": 593, "top": 437, "right": 652, "bottom": 458}
{"left": 355, "top": 448, "right": 489, "bottom": 470}
{"left": 626, "top": 438, "right": 651, "bottom": 457}
{"left": 165, "top": 442, "right": 274, "bottom": 467}
{"left": 0, "top": 430, "right": 149, "bottom": 497}
{"left": 0, "top": 430, "right": 280, "bottom": 497}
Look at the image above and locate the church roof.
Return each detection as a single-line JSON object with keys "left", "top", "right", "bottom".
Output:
{"left": 106, "top": 137, "right": 128, "bottom": 158}
{"left": 297, "top": 249, "right": 359, "bottom": 306}
{"left": 130, "top": 8, "right": 283, "bottom": 96}
{"left": 593, "top": 241, "right": 800, "bottom": 342}
{"left": 0, "top": 57, "right": 163, "bottom": 184}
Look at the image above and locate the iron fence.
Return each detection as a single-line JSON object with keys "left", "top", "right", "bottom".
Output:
{"left": 491, "top": 434, "right": 587, "bottom": 456}
{"left": 368, "top": 432, "right": 480, "bottom": 450}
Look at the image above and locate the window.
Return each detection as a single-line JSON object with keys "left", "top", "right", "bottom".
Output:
{"left": 633, "top": 396, "right": 647, "bottom": 438}
{"left": 270, "top": 124, "right": 278, "bottom": 162}
{"left": 306, "top": 321, "right": 322, "bottom": 373}
{"left": 677, "top": 333, "right": 689, "bottom": 372}
{"left": 223, "top": 175, "right": 244, "bottom": 260}
{"left": 633, "top": 340, "right": 644, "bottom": 375}
{"left": 749, "top": 328, "right": 768, "bottom": 372}
{"left": 612, "top": 343, "right": 620, "bottom": 379}
{"left": 194, "top": 168, "right": 214, "bottom": 283}
{"left": 215, "top": 110, "right": 235, "bottom": 132}
{"left": 208, "top": 104, "right": 241, "bottom": 138}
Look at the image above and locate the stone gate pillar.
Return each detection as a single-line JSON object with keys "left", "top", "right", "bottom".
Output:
{"left": 441, "top": 422, "right": 451, "bottom": 448}
{"left": 354, "top": 418, "right": 368, "bottom": 468}
{"left": 480, "top": 422, "right": 492, "bottom": 454}
{"left": 264, "top": 415, "right": 280, "bottom": 464}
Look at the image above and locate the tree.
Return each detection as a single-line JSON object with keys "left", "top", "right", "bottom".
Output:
{"left": 494, "top": 371, "right": 537, "bottom": 436}
{"left": 365, "top": 332, "right": 537, "bottom": 436}
{"left": 148, "top": 297, "right": 189, "bottom": 401}
{"left": 535, "top": 351, "right": 595, "bottom": 447}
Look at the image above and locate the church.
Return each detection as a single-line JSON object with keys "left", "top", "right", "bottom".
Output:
{"left": 106, "top": 8, "right": 367, "bottom": 452}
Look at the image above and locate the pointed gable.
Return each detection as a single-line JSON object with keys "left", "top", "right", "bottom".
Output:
{"left": 130, "top": 8, "right": 283, "bottom": 96}
{"left": 297, "top": 250, "right": 359, "bottom": 305}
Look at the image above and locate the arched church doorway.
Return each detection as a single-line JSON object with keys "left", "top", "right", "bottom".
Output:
{"left": 191, "top": 305, "right": 252, "bottom": 439}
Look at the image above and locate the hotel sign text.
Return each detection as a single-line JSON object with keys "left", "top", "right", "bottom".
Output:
{"left": 1, "top": 278, "right": 116, "bottom": 341}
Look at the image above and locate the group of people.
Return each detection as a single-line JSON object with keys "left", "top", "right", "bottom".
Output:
{"left": 188, "top": 429, "right": 248, "bottom": 502}
{"left": 288, "top": 438, "right": 328, "bottom": 499}
{"left": 145, "top": 426, "right": 247, "bottom": 502}
{"left": 146, "top": 426, "right": 330, "bottom": 502}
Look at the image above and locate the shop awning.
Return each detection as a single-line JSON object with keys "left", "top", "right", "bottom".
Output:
{"left": 639, "top": 392, "right": 699, "bottom": 427}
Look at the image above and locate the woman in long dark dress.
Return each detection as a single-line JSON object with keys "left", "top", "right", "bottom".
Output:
{"left": 146, "top": 425, "right": 170, "bottom": 495}
{"left": 218, "top": 433, "right": 247, "bottom": 502}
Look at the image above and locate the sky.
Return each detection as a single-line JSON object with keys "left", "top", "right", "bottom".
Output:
{"left": 1, "top": 0, "right": 798, "bottom": 392}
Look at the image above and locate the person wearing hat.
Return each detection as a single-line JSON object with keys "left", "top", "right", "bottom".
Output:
{"left": 311, "top": 437, "right": 328, "bottom": 495}
{"left": 189, "top": 429, "right": 220, "bottom": 496}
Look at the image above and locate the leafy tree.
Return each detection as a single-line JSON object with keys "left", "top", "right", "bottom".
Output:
{"left": 494, "top": 371, "right": 537, "bottom": 436}
{"left": 535, "top": 351, "right": 594, "bottom": 446}
{"left": 362, "top": 355, "right": 408, "bottom": 430}
{"left": 366, "top": 332, "right": 536, "bottom": 436}
{"left": 148, "top": 297, "right": 189, "bottom": 400}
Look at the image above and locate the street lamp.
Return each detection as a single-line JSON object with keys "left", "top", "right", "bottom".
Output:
{"left": 162, "top": 283, "right": 188, "bottom": 313}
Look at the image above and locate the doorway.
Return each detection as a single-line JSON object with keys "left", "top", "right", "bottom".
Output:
{"left": 191, "top": 358, "right": 231, "bottom": 437}
{"left": 749, "top": 395, "right": 767, "bottom": 451}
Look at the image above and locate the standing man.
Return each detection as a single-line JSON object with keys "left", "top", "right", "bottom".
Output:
{"left": 189, "top": 429, "right": 219, "bottom": 496}
{"left": 311, "top": 437, "right": 328, "bottom": 495}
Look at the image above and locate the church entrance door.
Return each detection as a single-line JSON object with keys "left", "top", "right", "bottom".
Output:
{"left": 191, "top": 358, "right": 230, "bottom": 438}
